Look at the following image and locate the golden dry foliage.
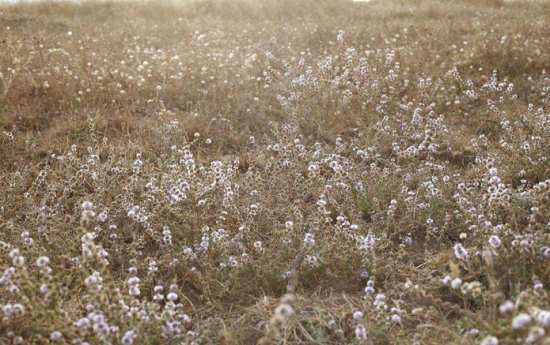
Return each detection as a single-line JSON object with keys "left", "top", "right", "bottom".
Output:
{"left": 1, "top": 0, "right": 550, "bottom": 344}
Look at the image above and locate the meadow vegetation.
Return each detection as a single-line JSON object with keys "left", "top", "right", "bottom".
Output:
{"left": 1, "top": 0, "right": 550, "bottom": 343}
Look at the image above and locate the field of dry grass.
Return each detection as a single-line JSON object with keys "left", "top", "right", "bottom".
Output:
{"left": 1, "top": 0, "right": 550, "bottom": 343}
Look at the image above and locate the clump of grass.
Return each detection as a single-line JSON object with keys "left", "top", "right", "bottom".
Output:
{"left": 1, "top": 0, "right": 550, "bottom": 343}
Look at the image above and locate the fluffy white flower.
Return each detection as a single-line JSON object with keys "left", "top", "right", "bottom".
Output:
{"left": 536, "top": 310, "right": 550, "bottom": 326}
{"left": 512, "top": 313, "right": 531, "bottom": 329}
{"left": 81, "top": 201, "right": 94, "bottom": 210}
{"left": 391, "top": 314, "right": 401, "bottom": 323}
{"left": 499, "top": 300, "right": 514, "bottom": 314}
{"left": 453, "top": 243, "right": 468, "bottom": 260}
{"left": 489, "top": 235, "right": 501, "bottom": 248}
{"left": 35, "top": 256, "right": 50, "bottom": 267}
{"left": 127, "top": 277, "right": 140, "bottom": 286}
{"left": 50, "top": 331, "right": 62, "bottom": 342}
{"left": 451, "top": 278, "right": 462, "bottom": 290}
{"left": 480, "top": 335, "right": 498, "bottom": 345}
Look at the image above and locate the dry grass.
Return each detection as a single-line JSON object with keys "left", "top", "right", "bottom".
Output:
{"left": 1, "top": 0, "right": 550, "bottom": 344}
